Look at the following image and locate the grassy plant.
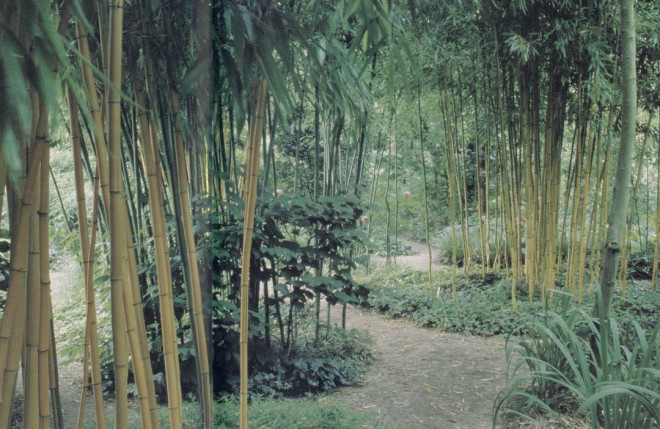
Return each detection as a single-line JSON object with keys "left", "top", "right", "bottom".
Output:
{"left": 214, "top": 396, "right": 397, "bottom": 429}
{"left": 494, "top": 295, "right": 660, "bottom": 429}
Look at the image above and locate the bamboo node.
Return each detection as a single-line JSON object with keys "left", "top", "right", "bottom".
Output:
{"left": 604, "top": 241, "right": 620, "bottom": 252}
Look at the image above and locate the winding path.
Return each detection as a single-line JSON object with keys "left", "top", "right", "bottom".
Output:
{"left": 329, "top": 308, "right": 508, "bottom": 429}
{"left": 328, "top": 240, "right": 510, "bottom": 429}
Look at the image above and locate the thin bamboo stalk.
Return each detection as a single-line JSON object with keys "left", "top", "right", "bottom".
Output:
{"left": 0, "top": 139, "right": 46, "bottom": 425}
{"left": 135, "top": 86, "right": 183, "bottom": 428}
{"left": 652, "top": 108, "right": 660, "bottom": 289}
{"left": 24, "top": 156, "right": 42, "bottom": 429}
{"left": 68, "top": 84, "right": 106, "bottom": 428}
{"left": 169, "top": 88, "right": 213, "bottom": 427}
{"left": 418, "top": 94, "right": 432, "bottom": 289}
{"left": 0, "top": 158, "right": 6, "bottom": 227}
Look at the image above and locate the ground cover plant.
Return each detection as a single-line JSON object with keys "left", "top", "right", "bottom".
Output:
{"left": 360, "top": 265, "right": 660, "bottom": 339}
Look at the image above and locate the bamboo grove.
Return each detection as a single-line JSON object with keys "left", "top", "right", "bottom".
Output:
{"left": 0, "top": 0, "right": 658, "bottom": 427}
{"left": 0, "top": 0, "right": 214, "bottom": 427}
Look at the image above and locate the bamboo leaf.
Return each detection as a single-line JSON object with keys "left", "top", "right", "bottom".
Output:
{"left": 238, "top": 5, "right": 255, "bottom": 43}
{"left": 0, "top": 32, "right": 32, "bottom": 141}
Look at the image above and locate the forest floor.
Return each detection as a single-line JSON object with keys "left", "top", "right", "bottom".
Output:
{"left": 39, "top": 241, "right": 586, "bottom": 428}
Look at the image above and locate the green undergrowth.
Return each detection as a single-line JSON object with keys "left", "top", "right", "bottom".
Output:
{"left": 84, "top": 396, "right": 396, "bottom": 429}
{"left": 358, "top": 265, "right": 660, "bottom": 339}
{"left": 214, "top": 396, "right": 397, "bottom": 429}
{"left": 359, "top": 266, "right": 543, "bottom": 336}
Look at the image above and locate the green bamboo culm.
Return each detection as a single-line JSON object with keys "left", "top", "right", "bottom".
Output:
{"left": 240, "top": 78, "right": 268, "bottom": 429}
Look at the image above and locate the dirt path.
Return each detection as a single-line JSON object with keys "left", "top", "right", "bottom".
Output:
{"left": 328, "top": 240, "right": 510, "bottom": 429}
{"left": 371, "top": 239, "right": 438, "bottom": 270}
{"left": 328, "top": 308, "right": 508, "bottom": 429}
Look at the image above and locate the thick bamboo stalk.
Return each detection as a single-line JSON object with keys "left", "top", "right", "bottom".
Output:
{"left": 0, "top": 139, "right": 45, "bottom": 425}
{"left": 597, "top": 0, "right": 637, "bottom": 320}
{"left": 240, "top": 78, "right": 268, "bottom": 429}
{"left": 24, "top": 163, "right": 42, "bottom": 429}
{"left": 107, "top": 1, "right": 131, "bottom": 426}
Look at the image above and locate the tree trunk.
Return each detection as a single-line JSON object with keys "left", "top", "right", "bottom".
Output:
{"left": 240, "top": 78, "right": 268, "bottom": 429}
{"left": 597, "top": 0, "right": 637, "bottom": 320}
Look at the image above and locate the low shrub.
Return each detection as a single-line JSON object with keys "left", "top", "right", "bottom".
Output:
{"left": 218, "top": 321, "right": 374, "bottom": 397}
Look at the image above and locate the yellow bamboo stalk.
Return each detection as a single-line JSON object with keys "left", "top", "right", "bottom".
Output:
{"left": 24, "top": 159, "right": 42, "bottom": 429}
{"left": 135, "top": 86, "right": 183, "bottom": 428}
{"left": 80, "top": 14, "right": 159, "bottom": 426}
{"left": 37, "top": 144, "right": 52, "bottom": 428}
{"left": 75, "top": 21, "right": 112, "bottom": 211}
{"left": 240, "top": 78, "right": 268, "bottom": 429}
{"left": 106, "top": 1, "right": 161, "bottom": 426}
{"left": 0, "top": 138, "right": 46, "bottom": 425}
{"left": 107, "top": 0, "right": 131, "bottom": 426}
{"left": 169, "top": 88, "right": 213, "bottom": 427}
